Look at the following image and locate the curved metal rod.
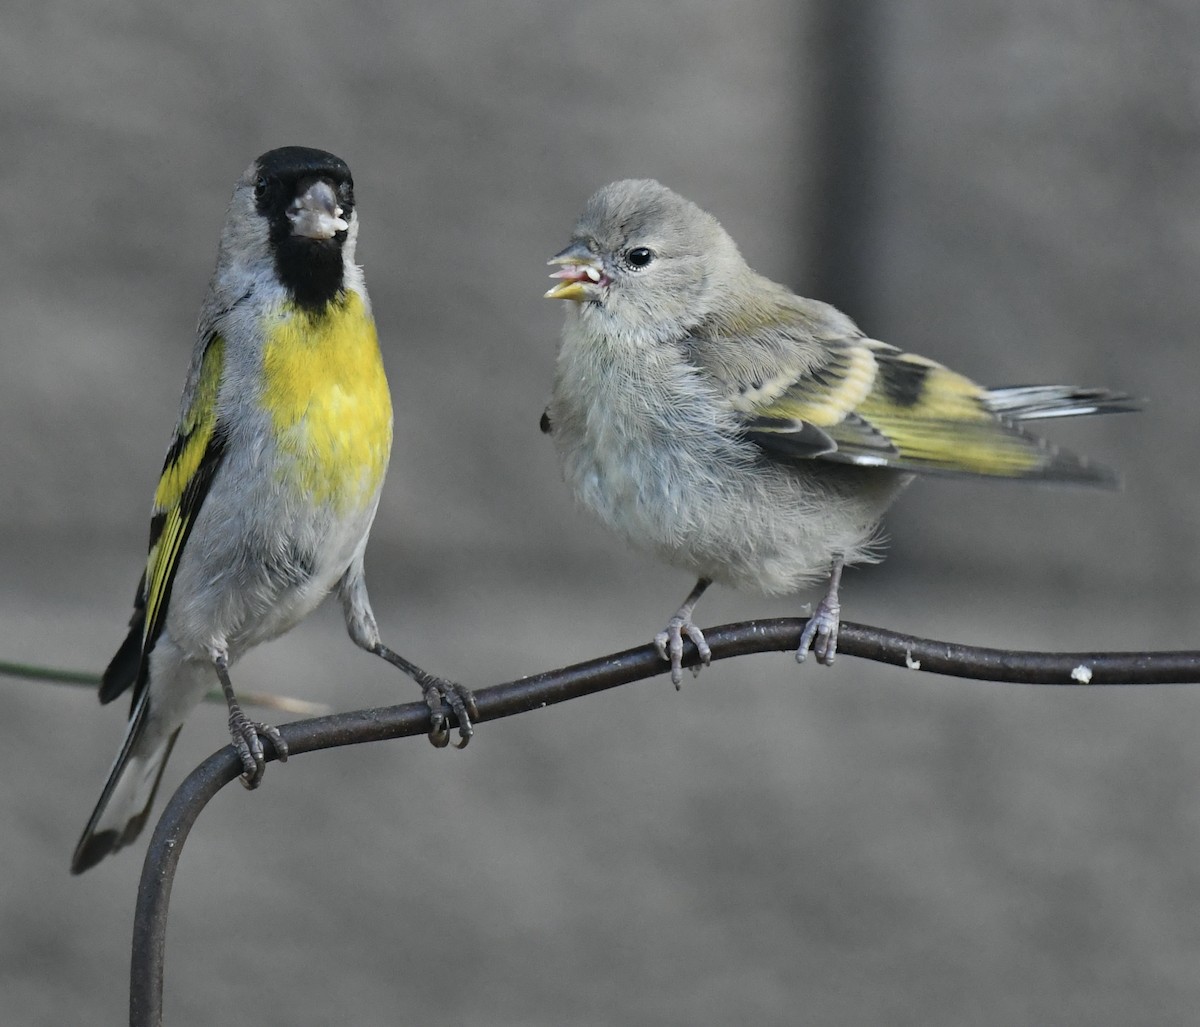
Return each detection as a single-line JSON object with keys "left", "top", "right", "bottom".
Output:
{"left": 130, "top": 618, "right": 1200, "bottom": 1024}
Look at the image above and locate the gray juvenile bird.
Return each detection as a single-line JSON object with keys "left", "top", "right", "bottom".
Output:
{"left": 72, "top": 147, "right": 476, "bottom": 874}
{"left": 542, "top": 178, "right": 1133, "bottom": 685}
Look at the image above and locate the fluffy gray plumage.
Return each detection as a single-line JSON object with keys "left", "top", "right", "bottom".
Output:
{"left": 543, "top": 179, "right": 1133, "bottom": 683}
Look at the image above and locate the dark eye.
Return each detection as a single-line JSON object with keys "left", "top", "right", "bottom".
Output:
{"left": 626, "top": 246, "right": 654, "bottom": 268}
{"left": 253, "top": 177, "right": 269, "bottom": 200}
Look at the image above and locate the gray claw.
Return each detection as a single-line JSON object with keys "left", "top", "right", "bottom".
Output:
{"left": 427, "top": 718, "right": 451, "bottom": 749}
{"left": 446, "top": 686, "right": 477, "bottom": 750}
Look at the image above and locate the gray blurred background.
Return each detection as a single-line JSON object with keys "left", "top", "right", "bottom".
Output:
{"left": 3, "top": 2, "right": 1199, "bottom": 1024}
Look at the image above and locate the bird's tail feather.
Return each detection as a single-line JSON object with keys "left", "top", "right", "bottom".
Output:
{"left": 71, "top": 691, "right": 180, "bottom": 874}
{"left": 984, "top": 385, "right": 1139, "bottom": 421}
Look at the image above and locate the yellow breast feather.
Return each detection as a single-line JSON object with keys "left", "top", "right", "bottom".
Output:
{"left": 261, "top": 290, "right": 393, "bottom": 511}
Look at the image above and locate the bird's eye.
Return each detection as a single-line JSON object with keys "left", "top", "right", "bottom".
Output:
{"left": 626, "top": 246, "right": 654, "bottom": 269}
{"left": 253, "top": 177, "right": 269, "bottom": 200}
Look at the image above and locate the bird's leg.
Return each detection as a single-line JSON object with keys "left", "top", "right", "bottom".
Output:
{"left": 339, "top": 564, "right": 476, "bottom": 748}
{"left": 654, "top": 577, "right": 713, "bottom": 689}
{"left": 796, "top": 556, "right": 844, "bottom": 667}
{"left": 212, "top": 651, "right": 288, "bottom": 788}
{"left": 371, "top": 643, "right": 478, "bottom": 750}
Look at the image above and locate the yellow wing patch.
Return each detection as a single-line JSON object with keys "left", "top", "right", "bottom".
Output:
{"left": 848, "top": 352, "right": 1044, "bottom": 475}
{"left": 143, "top": 334, "right": 227, "bottom": 649}
{"left": 751, "top": 344, "right": 878, "bottom": 428}
{"left": 744, "top": 344, "right": 1054, "bottom": 479}
{"left": 152, "top": 341, "right": 225, "bottom": 516}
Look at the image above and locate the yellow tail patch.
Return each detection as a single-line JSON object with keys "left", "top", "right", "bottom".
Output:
{"left": 261, "top": 291, "right": 393, "bottom": 510}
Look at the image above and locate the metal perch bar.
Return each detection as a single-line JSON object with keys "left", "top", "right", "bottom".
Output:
{"left": 129, "top": 617, "right": 1200, "bottom": 1025}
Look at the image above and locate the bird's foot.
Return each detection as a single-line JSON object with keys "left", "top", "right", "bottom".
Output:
{"left": 796, "top": 595, "right": 841, "bottom": 667}
{"left": 654, "top": 615, "right": 712, "bottom": 689}
{"left": 420, "top": 678, "right": 478, "bottom": 750}
{"left": 228, "top": 710, "right": 288, "bottom": 789}
{"left": 371, "top": 644, "right": 477, "bottom": 749}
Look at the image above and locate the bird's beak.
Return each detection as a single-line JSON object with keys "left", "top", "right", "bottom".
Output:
{"left": 545, "top": 242, "right": 606, "bottom": 302}
{"left": 287, "top": 177, "right": 349, "bottom": 240}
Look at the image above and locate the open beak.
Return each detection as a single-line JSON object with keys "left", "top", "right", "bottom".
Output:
{"left": 545, "top": 241, "right": 606, "bottom": 302}
{"left": 287, "top": 176, "right": 349, "bottom": 240}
